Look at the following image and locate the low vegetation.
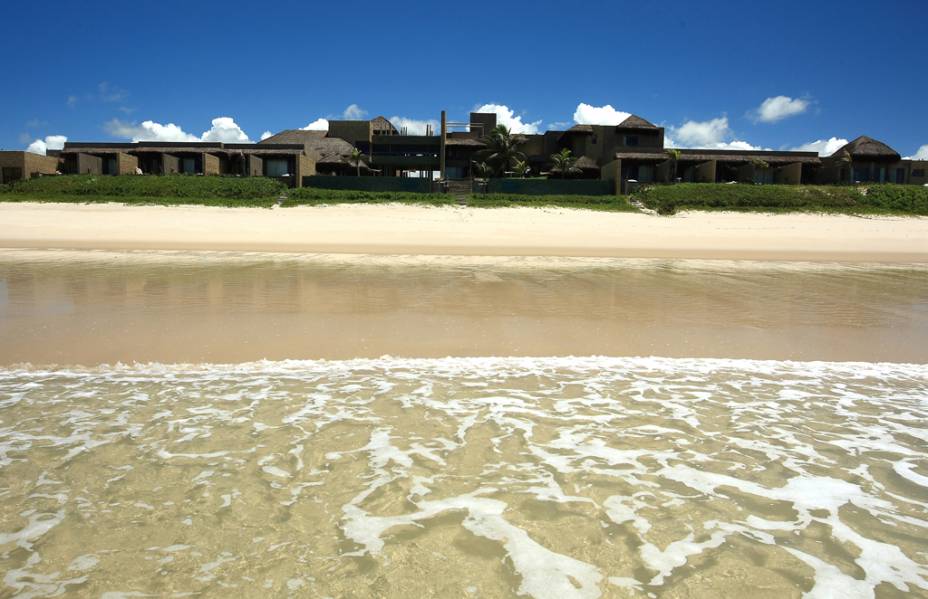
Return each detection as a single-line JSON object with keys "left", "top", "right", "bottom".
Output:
{"left": 0, "top": 174, "right": 286, "bottom": 204}
{"left": 633, "top": 183, "right": 928, "bottom": 216}
{"left": 3, "top": 176, "right": 925, "bottom": 216}
{"left": 285, "top": 187, "right": 453, "bottom": 206}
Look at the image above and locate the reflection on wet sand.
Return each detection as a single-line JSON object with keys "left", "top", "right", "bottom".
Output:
{"left": 1, "top": 250, "right": 927, "bottom": 364}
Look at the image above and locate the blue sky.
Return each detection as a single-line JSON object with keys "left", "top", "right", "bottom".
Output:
{"left": 2, "top": 0, "right": 926, "bottom": 158}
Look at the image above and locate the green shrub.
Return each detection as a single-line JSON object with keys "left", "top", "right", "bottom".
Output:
{"left": 285, "top": 187, "right": 453, "bottom": 206}
{"left": 1, "top": 174, "right": 285, "bottom": 199}
{"left": 633, "top": 183, "right": 928, "bottom": 215}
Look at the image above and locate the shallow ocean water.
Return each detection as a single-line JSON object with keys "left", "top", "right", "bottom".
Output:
{"left": 1, "top": 357, "right": 927, "bottom": 598}
{"left": 2, "top": 250, "right": 928, "bottom": 364}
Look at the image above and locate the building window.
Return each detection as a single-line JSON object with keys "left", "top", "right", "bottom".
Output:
{"left": 914, "top": 169, "right": 926, "bottom": 177}
{"left": 625, "top": 135, "right": 639, "bottom": 147}
{"left": 265, "top": 158, "right": 290, "bottom": 177}
{"left": 181, "top": 157, "right": 196, "bottom": 174}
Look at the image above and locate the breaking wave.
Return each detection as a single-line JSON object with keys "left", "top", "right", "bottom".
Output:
{"left": 1, "top": 356, "right": 927, "bottom": 598}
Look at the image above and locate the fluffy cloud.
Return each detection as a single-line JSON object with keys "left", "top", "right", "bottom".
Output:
{"left": 906, "top": 144, "right": 928, "bottom": 160}
{"left": 105, "top": 116, "right": 252, "bottom": 143}
{"left": 670, "top": 116, "right": 731, "bottom": 146}
{"left": 572, "top": 103, "right": 631, "bottom": 126}
{"left": 25, "top": 135, "right": 67, "bottom": 155}
{"left": 200, "top": 117, "right": 250, "bottom": 143}
{"left": 302, "top": 118, "right": 329, "bottom": 131}
{"left": 791, "top": 137, "right": 848, "bottom": 157}
{"left": 388, "top": 116, "right": 438, "bottom": 135}
{"left": 260, "top": 130, "right": 274, "bottom": 141}
{"left": 666, "top": 116, "right": 766, "bottom": 150}
{"left": 343, "top": 104, "right": 367, "bottom": 119}
{"left": 473, "top": 103, "right": 541, "bottom": 134}
{"left": 105, "top": 119, "right": 199, "bottom": 142}
{"left": 753, "top": 95, "right": 809, "bottom": 123}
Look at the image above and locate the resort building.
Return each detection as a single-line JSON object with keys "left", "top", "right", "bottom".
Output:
{"left": 0, "top": 150, "right": 58, "bottom": 184}
{"left": 3, "top": 110, "right": 926, "bottom": 191}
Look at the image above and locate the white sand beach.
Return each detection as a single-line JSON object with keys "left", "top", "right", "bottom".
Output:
{"left": 1, "top": 202, "right": 927, "bottom": 261}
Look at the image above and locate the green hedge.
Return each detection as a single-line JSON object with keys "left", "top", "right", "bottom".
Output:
{"left": 633, "top": 183, "right": 928, "bottom": 215}
{"left": 486, "top": 178, "right": 613, "bottom": 196}
{"left": 286, "top": 187, "right": 453, "bottom": 206}
{"left": 0, "top": 174, "right": 285, "bottom": 199}
{"left": 303, "top": 175, "right": 433, "bottom": 193}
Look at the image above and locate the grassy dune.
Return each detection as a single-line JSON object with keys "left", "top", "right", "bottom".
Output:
{"left": 633, "top": 183, "right": 928, "bottom": 215}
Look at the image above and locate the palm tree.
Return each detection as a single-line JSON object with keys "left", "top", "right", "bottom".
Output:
{"left": 549, "top": 148, "right": 580, "bottom": 179}
{"left": 664, "top": 148, "right": 681, "bottom": 183}
{"left": 510, "top": 159, "right": 530, "bottom": 178}
{"left": 471, "top": 160, "right": 492, "bottom": 180}
{"left": 349, "top": 147, "right": 363, "bottom": 177}
{"left": 478, "top": 125, "right": 526, "bottom": 177}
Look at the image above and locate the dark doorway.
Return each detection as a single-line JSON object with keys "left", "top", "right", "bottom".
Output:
{"left": 1, "top": 167, "right": 23, "bottom": 184}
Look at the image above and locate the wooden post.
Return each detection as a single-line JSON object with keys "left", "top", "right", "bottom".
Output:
{"left": 440, "top": 110, "right": 447, "bottom": 181}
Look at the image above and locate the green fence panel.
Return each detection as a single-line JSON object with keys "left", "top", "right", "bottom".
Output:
{"left": 485, "top": 178, "right": 612, "bottom": 196}
{"left": 303, "top": 176, "right": 432, "bottom": 193}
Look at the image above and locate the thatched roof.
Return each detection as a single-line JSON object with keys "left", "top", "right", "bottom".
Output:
{"left": 446, "top": 137, "right": 486, "bottom": 147}
{"left": 370, "top": 116, "right": 397, "bottom": 134}
{"left": 617, "top": 115, "right": 659, "bottom": 130}
{"left": 304, "top": 137, "right": 358, "bottom": 162}
{"left": 564, "top": 124, "right": 594, "bottom": 134}
{"left": 258, "top": 129, "right": 327, "bottom": 145}
{"left": 614, "top": 151, "right": 670, "bottom": 161}
{"left": 574, "top": 155, "right": 600, "bottom": 170}
{"left": 676, "top": 149, "right": 821, "bottom": 165}
{"left": 832, "top": 136, "right": 900, "bottom": 160}
{"left": 317, "top": 154, "right": 370, "bottom": 169}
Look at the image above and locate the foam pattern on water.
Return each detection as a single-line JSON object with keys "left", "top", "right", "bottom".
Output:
{"left": 0, "top": 357, "right": 927, "bottom": 598}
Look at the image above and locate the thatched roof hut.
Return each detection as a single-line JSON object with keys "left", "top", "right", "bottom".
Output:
{"left": 616, "top": 115, "right": 659, "bottom": 130}
{"left": 370, "top": 116, "right": 398, "bottom": 135}
{"left": 257, "top": 129, "right": 327, "bottom": 145}
{"left": 574, "top": 155, "right": 600, "bottom": 171}
{"left": 564, "top": 124, "right": 594, "bottom": 135}
{"left": 831, "top": 136, "right": 900, "bottom": 160}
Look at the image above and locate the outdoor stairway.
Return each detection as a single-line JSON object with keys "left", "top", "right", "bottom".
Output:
{"left": 446, "top": 179, "right": 473, "bottom": 205}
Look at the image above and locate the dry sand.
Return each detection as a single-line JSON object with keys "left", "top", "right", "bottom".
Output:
{"left": 1, "top": 202, "right": 927, "bottom": 261}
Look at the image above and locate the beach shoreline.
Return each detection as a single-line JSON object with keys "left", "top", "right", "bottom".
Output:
{"left": 1, "top": 201, "right": 927, "bottom": 262}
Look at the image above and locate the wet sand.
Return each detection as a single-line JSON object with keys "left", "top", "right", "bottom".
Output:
{"left": 2, "top": 246, "right": 928, "bottom": 597}
{"left": 2, "top": 202, "right": 927, "bottom": 262}
{"left": 2, "top": 250, "right": 927, "bottom": 365}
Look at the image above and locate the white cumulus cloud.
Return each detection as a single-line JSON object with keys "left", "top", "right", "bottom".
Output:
{"left": 791, "top": 137, "right": 848, "bottom": 157}
{"left": 388, "top": 116, "right": 438, "bottom": 135}
{"left": 669, "top": 116, "right": 731, "bottom": 146}
{"left": 906, "top": 144, "right": 928, "bottom": 160}
{"left": 473, "top": 103, "right": 541, "bottom": 134}
{"left": 666, "top": 116, "right": 766, "bottom": 150}
{"left": 302, "top": 118, "right": 329, "bottom": 131}
{"left": 105, "top": 119, "right": 199, "bottom": 142}
{"left": 572, "top": 103, "right": 631, "bottom": 126}
{"left": 105, "top": 117, "right": 253, "bottom": 143}
{"left": 343, "top": 104, "right": 368, "bottom": 119}
{"left": 25, "top": 134, "right": 67, "bottom": 155}
{"left": 200, "top": 117, "right": 250, "bottom": 143}
{"left": 260, "top": 130, "right": 274, "bottom": 141}
{"left": 753, "top": 96, "right": 809, "bottom": 123}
